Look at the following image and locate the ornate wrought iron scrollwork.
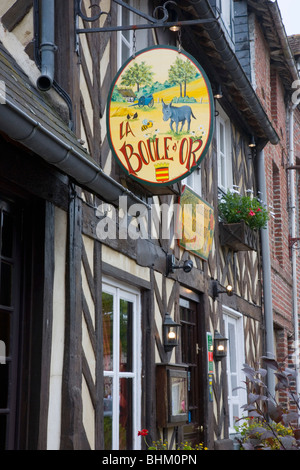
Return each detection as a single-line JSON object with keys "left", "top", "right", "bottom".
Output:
{"left": 153, "top": 1, "right": 179, "bottom": 23}
{"left": 75, "top": 0, "right": 218, "bottom": 35}
{"left": 75, "top": 0, "right": 110, "bottom": 23}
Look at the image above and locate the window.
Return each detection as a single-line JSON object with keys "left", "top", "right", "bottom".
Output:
{"left": 182, "top": 166, "right": 202, "bottom": 195}
{"left": 216, "top": 106, "right": 233, "bottom": 192}
{"left": 223, "top": 307, "right": 247, "bottom": 435}
{"left": 117, "top": 0, "right": 133, "bottom": 68}
{"left": 220, "top": 0, "right": 234, "bottom": 39}
{"left": 117, "top": 1, "right": 148, "bottom": 68}
{"left": 209, "top": 0, "right": 235, "bottom": 47}
{"left": 102, "top": 279, "right": 141, "bottom": 450}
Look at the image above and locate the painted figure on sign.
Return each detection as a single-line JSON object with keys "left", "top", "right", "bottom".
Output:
{"left": 162, "top": 99, "right": 196, "bottom": 133}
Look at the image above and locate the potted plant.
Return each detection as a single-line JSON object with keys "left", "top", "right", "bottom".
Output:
{"left": 218, "top": 188, "right": 270, "bottom": 251}
{"left": 234, "top": 357, "right": 300, "bottom": 450}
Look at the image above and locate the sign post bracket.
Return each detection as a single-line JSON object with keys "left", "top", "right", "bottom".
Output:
{"left": 75, "top": 0, "right": 219, "bottom": 35}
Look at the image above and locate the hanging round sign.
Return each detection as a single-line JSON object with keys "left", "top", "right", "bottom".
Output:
{"left": 107, "top": 45, "right": 214, "bottom": 186}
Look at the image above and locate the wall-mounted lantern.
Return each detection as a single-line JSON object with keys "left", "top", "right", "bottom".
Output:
{"left": 211, "top": 280, "right": 233, "bottom": 301}
{"left": 163, "top": 312, "right": 181, "bottom": 352}
{"left": 248, "top": 135, "right": 256, "bottom": 148}
{"left": 166, "top": 2, "right": 181, "bottom": 32}
{"left": 166, "top": 254, "right": 193, "bottom": 276}
{"left": 214, "top": 84, "right": 223, "bottom": 99}
{"left": 214, "top": 330, "right": 228, "bottom": 361}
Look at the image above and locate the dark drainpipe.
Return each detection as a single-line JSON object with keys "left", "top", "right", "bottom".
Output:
{"left": 37, "top": 0, "right": 57, "bottom": 91}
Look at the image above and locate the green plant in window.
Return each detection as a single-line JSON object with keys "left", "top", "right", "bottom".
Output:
{"left": 218, "top": 188, "right": 270, "bottom": 230}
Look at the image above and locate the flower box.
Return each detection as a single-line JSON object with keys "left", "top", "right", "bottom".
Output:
{"left": 219, "top": 221, "right": 258, "bottom": 251}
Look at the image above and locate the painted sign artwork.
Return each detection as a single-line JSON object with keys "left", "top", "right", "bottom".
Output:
{"left": 176, "top": 186, "right": 215, "bottom": 260}
{"left": 107, "top": 46, "right": 214, "bottom": 186}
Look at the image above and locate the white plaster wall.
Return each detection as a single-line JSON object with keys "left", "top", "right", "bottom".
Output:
{"left": 82, "top": 376, "right": 95, "bottom": 449}
{"left": 46, "top": 207, "right": 67, "bottom": 450}
{"left": 0, "top": 1, "right": 16, "bottom": 18}
{"left": 102, "top": 245, "right": 151, "bottom": 282}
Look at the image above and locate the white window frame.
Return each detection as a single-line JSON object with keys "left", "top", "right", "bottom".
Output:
{"left": 102, "top": 277, "right": 142, "bottom": 450}
{"left": 117, "top": 1, "right": 150, "bottom": 68}
{"left": 223, "top": 306, "right": 247, "bottom": 435}
{"left": 182, "top": 166, "right": 202, "bottom": 195}
{"left": 220, "top": 0, "right": 234, "bottom": 38}
{"left": 216, "top": 105, "right": 233, "bottom": 192}
{"left": 117, "top": 1, "right": 134, "bottom": 69}
{"left": 213, "top": 0, "right": 235, "bottom": 48}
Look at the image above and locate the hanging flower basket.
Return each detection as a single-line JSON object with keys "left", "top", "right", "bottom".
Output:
{"left": 218, "top": 188, "right": 270, "bottom": 251}
{"left": 219, "top": 220, "right": 258, "bottom": 251}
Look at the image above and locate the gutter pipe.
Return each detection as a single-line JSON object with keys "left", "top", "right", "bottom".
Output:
{"left": 37, "top": 0, "right": 56, "bottom": 91}
{"left": 190, "top": 0, "right": 279, "bottom": 146}
{"left": 0, "top": 97, "right": 149, "bottom": 208}
{"left": 288, "top": 103, "right": 300, "bottom": 410}
{"left": 257, "top": 149, "right": 275, "bottom": 397}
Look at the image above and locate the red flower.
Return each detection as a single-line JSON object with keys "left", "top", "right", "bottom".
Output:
{"left": 249, "top": 210, "right": 255, "bottom": 216}
{"left": 256, "top": 207, "right": 261, "bottom": 212}
{"left": 138, "top": 429, "right": 148, "bottom": 436}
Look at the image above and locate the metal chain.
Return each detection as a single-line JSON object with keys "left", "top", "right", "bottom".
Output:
{"left": 178, "top": 28, "right": 182, "bottom": 53}
{"left": 132, "top": 29, "right": 136, "bottom": 58}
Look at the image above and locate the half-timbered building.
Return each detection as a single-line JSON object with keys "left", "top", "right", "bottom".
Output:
{"left": 0, "top": 0, "right": 298, "bottom": 451}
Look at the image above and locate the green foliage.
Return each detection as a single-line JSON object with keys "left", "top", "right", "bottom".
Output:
{"left": 168, "top": 57, "right": 197, "bottom": 98}
{"left": 235, "top": 418, "right": 294, "bottom": 450}
{"left": 120, "top": 61, "right": 154, "bottom": 92}
{"left": 111, "top": 88, "right": 127, "bottom": 102}
{"left": 138, "top": 431, "right": 207, "bottom": 450}
{"left": 172, "top": 96, "right": 197, "bottom": 103}
{"left": 177, "top": 441, "right": 208, "bottom": 450}
{"left": 218, "top": 189, "right": 270, "bottom": 230}
{"left": 147, "top": 439, "right": 168, "bottom": 450}
{"left": 236, "top": 357, "right": 300, "bottom": 450}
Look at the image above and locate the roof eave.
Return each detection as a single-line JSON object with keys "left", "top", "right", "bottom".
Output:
{"left": 180, "top": 0, "right": 279, "bottom": 145}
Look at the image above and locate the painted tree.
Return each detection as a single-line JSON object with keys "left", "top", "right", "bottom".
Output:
{"left": 120, "top": 61, "right": 154, "bottom": 93}
{"left": 168, "top": 57, "right": 197, "bottom": 97}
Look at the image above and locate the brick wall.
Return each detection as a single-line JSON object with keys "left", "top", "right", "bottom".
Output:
{"left": 253, "top": 19, "right": 270, "bottom": 115}
{"left": 253, "top": 17, "right": 300, "bottom": 409}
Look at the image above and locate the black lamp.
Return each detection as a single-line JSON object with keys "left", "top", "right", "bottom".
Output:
{"left": 212, "top": 280, "right": 233, "bottom": 301}
{"left": 214, "top": 84, "right": 223, "bottom": 99}
{"left": 166, "top": 1, "right": 181, "bottom": 31}
{"left": 163, "top": 312, "right": 181, "bottom": 352}
{"left": 166, "top": 254, "right": 193, "bottom": 276}
{"left": 249, "top": 136, "right": 256, "bottom": 148}
{"left": 214, "top": 330, "right": 228, "bottom": 361}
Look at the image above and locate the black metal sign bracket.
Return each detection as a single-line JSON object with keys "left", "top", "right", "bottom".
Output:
{"left": 75, "top": 0, "right": 218, "bottom": 35}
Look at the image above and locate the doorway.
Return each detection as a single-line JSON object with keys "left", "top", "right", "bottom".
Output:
{"left": 102, "top": 278, "right": 141, "bottom": 450}
{"left": 179, "top": 296, "right": 205, "bottom": 446}
{"left": 0, "top": 196, "right": 22, "bottom": 449}
{"left": 0, "top": 190, "right": 46, "bottom": 449}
